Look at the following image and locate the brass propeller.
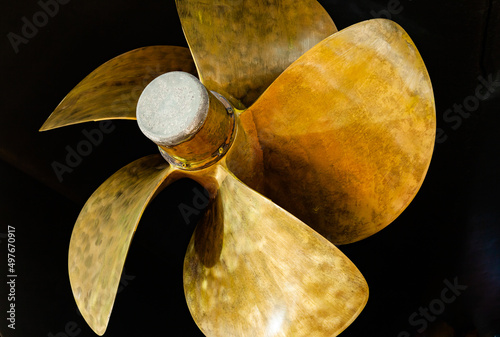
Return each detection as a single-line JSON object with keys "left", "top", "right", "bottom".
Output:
{"left": 39, "top": 1, "right": 435, "bottom": 336}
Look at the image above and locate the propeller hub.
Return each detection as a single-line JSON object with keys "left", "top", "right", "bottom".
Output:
{"left": 137, "top": 71, "right": 235, "bottom": 170}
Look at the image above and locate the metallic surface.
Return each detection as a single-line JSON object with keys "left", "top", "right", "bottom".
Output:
{"left": 67, "top": 155, "right": 176, "bottom": 335}
{"left": 40, "top": 46, "right": 196, "bottom": 131}
{"left": 44, "top": 4, "right": 434, "bottom": 335}
{"left": 184, "top": 165, "right": 368, "bottom": 337}
{"left": 175, "top": 0, "right": 336, "bottom": 109}
{"left": 156, "top": 82, "right": 236, "bottom": 170}
{"left": 236, "top": 19, "right": 436, "bottom": 244}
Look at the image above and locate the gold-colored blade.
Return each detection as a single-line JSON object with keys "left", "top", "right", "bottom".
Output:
{"left": 175, "top": 0, "right": 336, "bottom": 109}
{"left": 238, "top": 19, "right": 436, "bottom": 245}
{"left": 184, "top": 165, "right": 368, "bottom": 337}
{"left": 68, "top": 155, "right": 177, "bottom": 335}
{"left": 40, "top": 46, "right": 196, "bottom": 131}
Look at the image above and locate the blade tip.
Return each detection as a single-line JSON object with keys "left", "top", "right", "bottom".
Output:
{"left": 39, "top": 124, "right": 50, "bottom": 132}
{"left": 81, "top": 305, "right": 110, "bottom": 336}
{"left": 94, "top": 325, "right": 107, "bottom": 336}
{"left": 39, "top": 114, "right": 62, "bottom": 132}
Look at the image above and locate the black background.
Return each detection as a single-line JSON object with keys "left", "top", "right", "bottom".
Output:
{"left": 1, "top": 0, "right": 499, "bottom": 336}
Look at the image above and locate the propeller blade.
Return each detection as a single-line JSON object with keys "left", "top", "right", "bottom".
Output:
{"left": 68, "top": 155, "right": 178, "bottom": 335}
{"left": 184, "top": 165, "right": 368, "bottom": 337}
{"left": 40, "top": 46, "right": 196, "bottom": 131}
{"left": 237, "top": 19, "right": 436, "bottom": 244}
{"left": 175, "top": 0, "right": 336, "bottom": 109}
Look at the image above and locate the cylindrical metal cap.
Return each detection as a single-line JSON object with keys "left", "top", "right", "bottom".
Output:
{"left": 136, "top": 71, "right": 236, "bottom": 170}
{"left": 136, "top": 71, "right": 209, "bottom": 147}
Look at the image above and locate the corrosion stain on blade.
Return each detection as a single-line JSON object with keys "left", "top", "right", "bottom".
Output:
{"left": 241, "top": 19, "right": 436, "bottom": 244}
{"left": 68, "top": 155, "right": 178, "bottom": 335}
{"left": 175, "top": 0, "right": 336, "bottom": 109}
{"left": 40, "top": 46, "right": 197, "bottom": 131}
{"left": 184, "top": 165, "right": 368, "bottom": 337}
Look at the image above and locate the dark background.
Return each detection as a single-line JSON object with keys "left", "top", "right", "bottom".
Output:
{"left": 1, "top": 0, "right": 499, "bottom": 336}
